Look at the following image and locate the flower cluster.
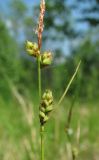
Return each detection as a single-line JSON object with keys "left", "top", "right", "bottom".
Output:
{"left": 26, "top": 41, "right": 40, "bottom": 57}
{"left": 26, "top": 41, "right": 52, "bottom": 68}
{"left": 40, "top": 51, "right": 52, "bottom": 67}
{"left": 39, "top": 90, "right": 53, "bottom": 126}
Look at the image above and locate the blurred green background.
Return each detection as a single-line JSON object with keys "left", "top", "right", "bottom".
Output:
{"left": 0, "top": 0, "right": 99, "bottom": 159}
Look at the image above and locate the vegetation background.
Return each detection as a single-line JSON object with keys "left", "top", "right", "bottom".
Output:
{"left": 0, "top": 0, "right": 99, "bottom": 159}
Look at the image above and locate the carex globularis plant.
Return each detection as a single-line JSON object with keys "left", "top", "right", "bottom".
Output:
{"left": 25, "top": 0, "right": 81, "bottom": 160}
{"left": 26, "top": 1, "right": 53, "bottom": 160}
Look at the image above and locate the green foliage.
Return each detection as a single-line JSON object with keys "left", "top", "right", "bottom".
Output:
{"left": 0, "top": 20, "right": 20, "bottom": 98}
{"left": 0, "top": 96, "right": 99, "bottom": 160}
{"left": 0, "top": 21, "right": 19, "bottom": 76}
{"left": 72, "top": 37, "right": 99, "bottom": 99}
{"left": 44, "top": 0, "right": 73, "bottom": 36}
{"left": 10, "top": 0, "right": 27, "bottom": 19}
{"left": 9, "top": 0, "right": 27, "bottom": 35}
{"left": 72, "top": 0, "right": 99, "bottom": 27}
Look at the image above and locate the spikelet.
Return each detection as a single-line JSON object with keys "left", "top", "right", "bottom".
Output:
{"left": 37, "top": 0, "right": 45, "bottom": 49}
{"left": 39, "top": 90, "right": 53, "bottom": 126}
{"left": 40, "top": 51, "right": 52, "bottom": 67}
{"left": 26, "top": 41, "right": 40, "bottom": 57}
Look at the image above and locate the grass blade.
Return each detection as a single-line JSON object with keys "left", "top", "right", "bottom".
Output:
{"left": 58, "top": 60, "right": 81, "bottom": 105}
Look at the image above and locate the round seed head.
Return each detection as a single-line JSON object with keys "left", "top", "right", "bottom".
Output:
{"left": 40, "top": 51, "right": 52, "bottom": 67}
{"left": 26, "top": 41, "right": 40, "bottom": 57}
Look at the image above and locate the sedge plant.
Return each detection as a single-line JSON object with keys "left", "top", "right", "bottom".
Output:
{"left": 25, "top": 0, "right": 81, "bottom": 160}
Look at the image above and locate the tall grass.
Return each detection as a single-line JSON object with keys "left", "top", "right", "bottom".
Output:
{"left": 25, "top": 0, "right": 82, "bottom": 160}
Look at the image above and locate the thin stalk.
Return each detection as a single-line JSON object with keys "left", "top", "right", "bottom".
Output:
{"left": 58, "top": 60, "right": 81, "bottom": 105}
{"left": 40, "top": 126, "right": 44, "bottom": 160}
{"left": 38, "top": 56, "right": 41, "bottom": 99}
{"left": 37, "top": 56, "right": 44, "bottom": 160}
{"left": 72, "top": 153, "right": 76, "bottom": 160}
{"left": 37, "top": 1, "right": 45, "bottom": 159}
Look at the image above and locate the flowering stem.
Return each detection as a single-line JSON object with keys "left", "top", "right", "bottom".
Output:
{"left": 40, "top": 125, "right": 44, "bottom": 160}
{"left": 38, "top": 54, "right": 45, "bottom": 160}
{"left": 37, "top": 0, "right": 45, "bottom": 159}
{"left": 38, "top": 56, "right": 44, "bottom": 160}
{"left": 38, "top": 55, "right": 41, "bottom": 99}
{"left": 37, "top": 55, "right": 44, "bottom": 160}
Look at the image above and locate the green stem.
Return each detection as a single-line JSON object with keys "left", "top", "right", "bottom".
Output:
{"left": 40, "top": 125, "right": 44, "bottom": 160}
{"left": 37, "top": 56, "right": 44, "bottom": 160}
{"left": 38, "top": 56, "right": 41, "bottom": 99}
